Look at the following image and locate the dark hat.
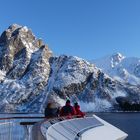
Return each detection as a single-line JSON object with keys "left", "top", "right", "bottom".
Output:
{"left": 74, "top": 102, "right": 78, "bottom": 106}
{"left": 66, "top": 99, "right": 70, "bottom": 104}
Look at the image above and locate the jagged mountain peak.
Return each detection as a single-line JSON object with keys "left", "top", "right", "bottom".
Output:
{"left": 92, "top": 52, "right": 125, "bottom": 69}
{"left": 0, "top": 24, "right": 44, "bottom": 49}
{"left": 110, "top": 53, "right": 125, "bottom": 67}
{"left": 111, "top": 52, "right": 124, "bottom": 57}
{"left": 8, "top": 23, "right": 22, "bottom": 31}
{"left": 0, "top": 24, "right": 51, "bottom": 73}
{"left": 111, "top": 52, "right": 125, "bottom": 62}
{"left": 0, "top": 24, "right": 31, "bottom": 45}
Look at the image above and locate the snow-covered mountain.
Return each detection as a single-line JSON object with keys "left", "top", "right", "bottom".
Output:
{"left": 0, "top": 24, "right": 139, "bottom": 113}
{"left": 92, "top": 53, "right": 140, "bottom": 85}
{"left": 0, "top": 24, "right": 52, "bottom": 112}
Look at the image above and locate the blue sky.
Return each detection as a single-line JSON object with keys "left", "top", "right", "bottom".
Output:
{"left": 0, "top": 0, "right": 140, "bottom": 60}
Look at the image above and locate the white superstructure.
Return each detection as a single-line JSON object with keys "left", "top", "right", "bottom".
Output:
{"left": 41, "top": 115, "right": 128, "bottom": 140}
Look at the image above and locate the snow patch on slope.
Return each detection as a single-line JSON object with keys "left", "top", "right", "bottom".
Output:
{"left": 80, "top": 98, "right": 112, "bottom": 112}
{"left": 51, "top": 55, "right": 95, "bottom": 89}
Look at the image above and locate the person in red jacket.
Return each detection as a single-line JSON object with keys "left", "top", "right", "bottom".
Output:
{"left": 60, "top": 99, "right": 76, "bottom": 118}
{"left": 74, "top": 102, "right": 85, "bottom": 118}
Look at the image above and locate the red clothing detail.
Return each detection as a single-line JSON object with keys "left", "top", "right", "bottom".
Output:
{"left": 74, "top": 105, "right": 85, "bottom": 117}
{"left": 60, "top": 104, "right": 76, "bottom": 117}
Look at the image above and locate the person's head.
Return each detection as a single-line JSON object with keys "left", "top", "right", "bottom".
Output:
{"left": 74, "top": 102, "right": 80, "bottom": 109}
{"left": 47, "top": 102, "right": 52, "bottom": 108}
{"left": 47, "top": 102, "right": 56, "bottom": 109}
{"left": 66, "top": 99, "right": 71, "bottom": 106}
{"left": 74, "top": 102, "right": 78, "bottom": 107}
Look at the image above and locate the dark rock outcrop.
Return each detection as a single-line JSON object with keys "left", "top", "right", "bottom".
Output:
{"left": 116, "top": 96, "right": 140, "bottom": 111}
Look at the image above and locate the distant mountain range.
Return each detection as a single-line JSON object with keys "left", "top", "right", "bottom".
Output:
{"left": 0, "top": 24, "right": 139, "bottom": 113}
{"left": 92, "top": 53, "right": 140, "bottom": 85}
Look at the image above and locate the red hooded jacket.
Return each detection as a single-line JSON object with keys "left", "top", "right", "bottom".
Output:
{"left": 74, "top": 104, "right": 85, "bottom": 117}
{"left": 60, "top": 102, "right": 76, "bottom": 117}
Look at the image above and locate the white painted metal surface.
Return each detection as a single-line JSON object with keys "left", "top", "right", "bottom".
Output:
{"left": 45, "top": 115, "right": 128, "bottom": 140}
{"left": 46, "top": 117, "right": 103, "bottom": 140}
{"left": 81, "top": 115, "right": 128, "bottom": 140}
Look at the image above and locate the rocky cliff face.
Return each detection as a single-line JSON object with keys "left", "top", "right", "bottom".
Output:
{"left": 43, "top": 55, "right": 140, "bottom": 112}
{"left": 0, "top": 24, "right": 139, "bottom": 112}
{"left": 0, "top": 24, "right": 52, "bottom": 112}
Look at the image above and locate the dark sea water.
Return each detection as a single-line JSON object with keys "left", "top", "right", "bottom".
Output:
{"left": 95, "top": 112, "right": 140, "bottom": 140}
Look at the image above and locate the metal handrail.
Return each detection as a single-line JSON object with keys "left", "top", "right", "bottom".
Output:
{"left": 0, "top": 122, "right": 13, "bottom": 125}
{"left": 0, "top": 116, "right": 45, "bottom": 120}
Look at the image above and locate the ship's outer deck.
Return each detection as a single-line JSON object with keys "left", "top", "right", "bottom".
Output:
{"left": 38, "top": 115, "right": 128, "bottom": 140}
{"left": 45, "top": 116, "right": 103, "bottom": 140}
{"left": 0, "top": 114, "right": 128, "bottom": 140}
